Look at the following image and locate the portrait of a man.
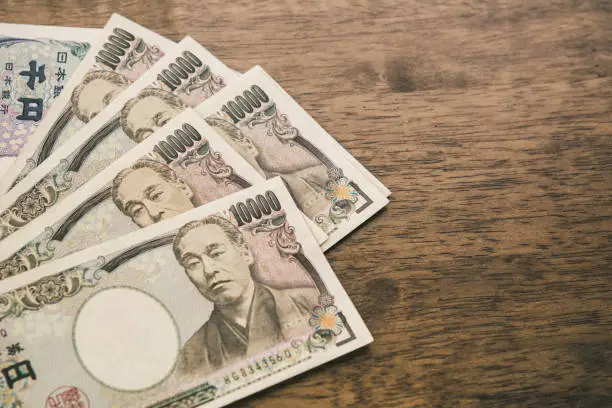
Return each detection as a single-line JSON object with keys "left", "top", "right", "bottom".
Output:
{"left": 205, "top": 117, "right": 266, "bottom": 178}
{"left": 71, "top": 70, "right": 131, "bottom": 123}
{"left": 206, "top": 116, "right": 330, "bottom": 218}
{"left": 173, "top": 215, "right": 319, "bottom": 375}
{"left": 112, "top": 159, "right": 196, "bottom": 227}
{"left": 120, "top": 87, "right": 185, "bottom": 143}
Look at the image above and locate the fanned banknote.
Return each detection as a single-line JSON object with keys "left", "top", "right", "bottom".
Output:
{"left": 0, "top": 24, "right": 100, "bottom": 180}
{"left": 0, "top": 37, "right": 238, "bottom": 242}
{"left": 0, "top": 109, "right": 326, "bottom": 279}
{"left": 0, "top": 177, "right": 371, "bottom": 407}
{"left": 196, "top": 66, "right": 389, "bottom": 250}
{"left": 0, "top": 14, "right": 175, "bottom": 193}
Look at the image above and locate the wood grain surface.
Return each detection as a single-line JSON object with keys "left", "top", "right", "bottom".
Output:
{"left": 2, "top": 0, "right": 612, "bottom": 406}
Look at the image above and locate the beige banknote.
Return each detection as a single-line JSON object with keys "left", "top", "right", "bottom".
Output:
{"left": 0, "top": 109, "right": 326, "bottom": 279}
{"left": 0, "top": 37, "right": 238, "bottom": 242}
{"left": 0, "top": 177, "right": 371, "bottom": 407}
{"left": 0, "top": 14, "right": 175, "bottom": 193}
{"left": 196, "top": 66, "right": 389, "bottom": 250}
{"left": 0, "top": 24, "right": 101, "bottom": 180}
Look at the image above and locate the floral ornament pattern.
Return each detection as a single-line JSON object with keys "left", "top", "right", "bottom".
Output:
{"left": 122, "top": 40, "right": 164, "bottom": 76}
{"left": 0, "top": 255, "right": 26, "bottom": 280}
{"left": 0, "top": 257, "right": 107, "bottom": 322}
{"left": 325, "top": 167, "right": 358, "bottom": 205}
{"left": 326, "top": 177, "right": 359, "bottom": 204}
{"left": 15, "top": 192, "right": 46, "bottom": 219}
{"left": 183, "top": 66, "right": 226, "bottom": 98}
{"left": 327, "top": 167, "right": 343, "bottom": 181}
{"left": 268, "top": 221, "right": 301, "bottom": 257}
{"left": 0, "top": 228, "right": 59, "bottom": 280}
{"left": 244, "top": 213, "right": 302, "bottom": 257}
{"left": 175, "top": 140, "right": 234, "bottom": 184}
{"left": 176, "top": 140, "right": 211, "bottom": 168}
{"left": 0, "top": 162, "right": 73, "bottom": 240}
{"left": 246, "top": 102, "right": 300, "bottom": 142}
{"left": 301, "top": 295, "right": 344, "bottom": 352}
{"left": 309, "top": 294, "right": 344, "bottom": 336}
{"left": 36, "top": 280, "right": 63, "bottom": 303}
{"left": 314, "top": 195, "right": 357, "bottom": 231}
{"left": 328, "top": 199, "right": 356, "bottom": 225}
{"left": 312, "top": 166, "right": 360, "bottom": 230}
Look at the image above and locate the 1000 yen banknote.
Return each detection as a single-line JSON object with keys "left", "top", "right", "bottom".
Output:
{"left": 0, "top": 37, "right": 238, "bottom": 242}
{"left": 0, "top": 177, "right": 371, "bottom": 408}
{"left": 0, "top": 14, "right": 175, "bottom": 194}
{"left": 0, "top": 108, "right": 324, "bottom": 279}
{"left": 197, "top": 66, "right": 389, "bottom": 250}
{"left": 0, "top": 24, "right": 100, "bottom": 179}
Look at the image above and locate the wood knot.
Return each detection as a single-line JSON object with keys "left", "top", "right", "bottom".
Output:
{"left": 366, "top": 277, "right": 400, "bottom": 304}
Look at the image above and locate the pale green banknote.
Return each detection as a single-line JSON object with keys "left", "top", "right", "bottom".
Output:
{"left": 0, "top": 109, "right": 326, "bottom": 280}
{"left": 0, "top": 177, "right": 371, "bottom": 407}
{"left": 0, "top": 37, "right": 238, "bottom": 242}
{"left": 0, "top": 14, "right": 175, "bottom": 194}
{"left": 196, "top": 66, "right": 389, "bottom": 250}
{"left": 0, "top": 24, "right": 100, "bottom": 180}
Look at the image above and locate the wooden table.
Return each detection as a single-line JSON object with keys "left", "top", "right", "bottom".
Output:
{"left": 4, "top": 0, "right": 612, "bottom": 406}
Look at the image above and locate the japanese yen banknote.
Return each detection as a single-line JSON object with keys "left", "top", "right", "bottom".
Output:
{"left": 0, "top": 24, "right": 100, "bottom": 180}
{"left": 0, "top": 37, "right": 238, "bottom": 242}
{"left": 0, "top": 14, "right": 175, "bottom": 194}
{"left": 0, "top": 109, "right": 326, "bottom": 280}
{"left": 0, "top": 177, "right": 371, "bottom": 408}
{"left": 196, "top": 66, "right": 389, "bottom": 250}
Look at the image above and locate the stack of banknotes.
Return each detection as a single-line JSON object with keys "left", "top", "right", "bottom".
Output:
{"left": 0, "top": 14, "right": 389, "bottom": 407}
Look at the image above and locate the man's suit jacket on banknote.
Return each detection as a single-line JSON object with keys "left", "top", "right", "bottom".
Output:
{"left": 179, "top": 283, "right": 319, "bottom": 375}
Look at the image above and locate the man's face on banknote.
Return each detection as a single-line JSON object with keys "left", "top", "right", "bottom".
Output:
{"left": 114, "top": 165, "right": 195, "bottom": 227}
{"left": 122, "top": 89, "right": 184, "bottom": 142}
{"left": 175, "top": 221, "right": 254, "bottom": 306}
{"left": 205, "top": 117, "right": 266, "bottom": 178}
{"left": 72, "top": 71, "right": 128, "bottom": 122}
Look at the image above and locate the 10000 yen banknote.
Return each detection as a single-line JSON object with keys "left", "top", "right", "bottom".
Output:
{"left": 0, "top": 37, "right": 238, "bottom": 242}
{"left": 0, "top": 177, "right": 371, "bottom": 408}
{"left": 0, "top": 24, "right": 100, "bottom": 179}
{"left": 0, "top": 14, "right": 175, "bottom": 194}
{"left": 0, "top": 109, "right": 324, "bottom": 279}
{"left": 197, "top": 66, "right": 389, "bottom": 250}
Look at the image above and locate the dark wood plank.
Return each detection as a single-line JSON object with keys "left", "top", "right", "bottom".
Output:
{"left": 2, "top": 0, "right": 612, "bottom": 406}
